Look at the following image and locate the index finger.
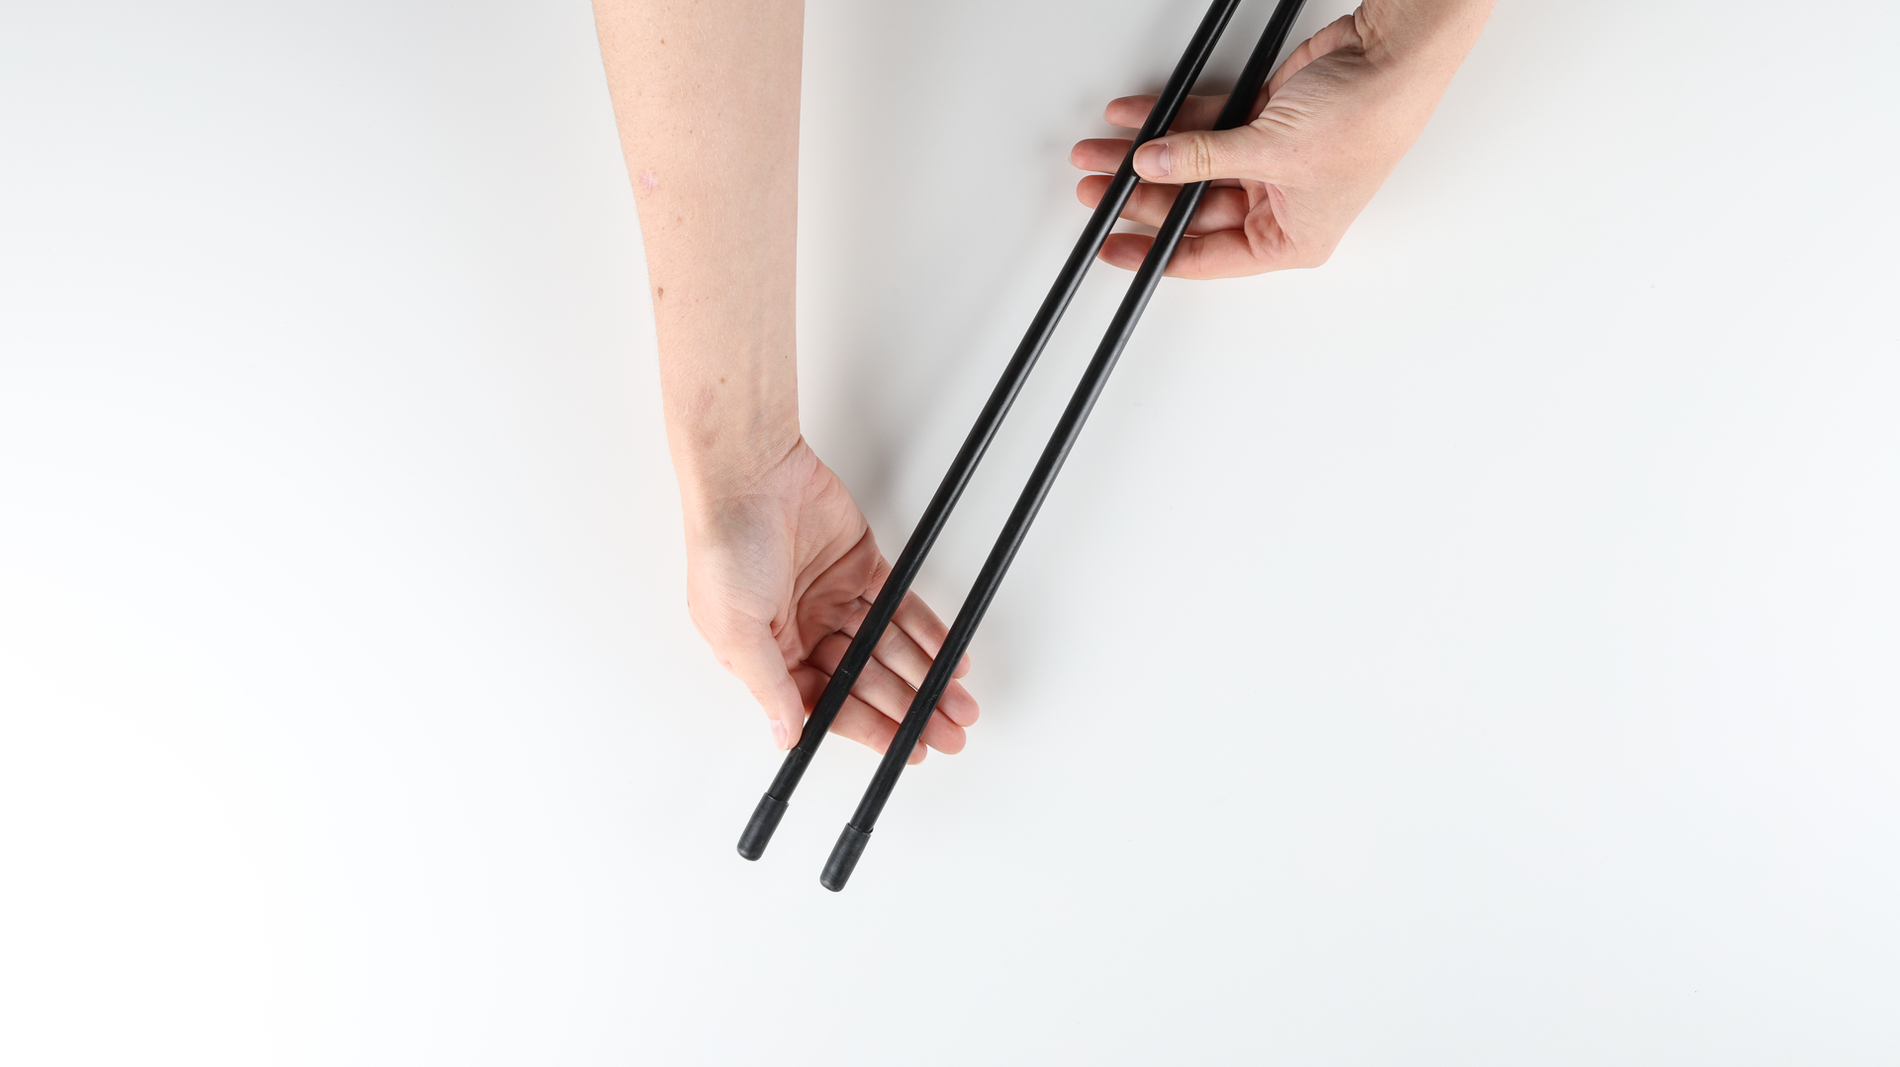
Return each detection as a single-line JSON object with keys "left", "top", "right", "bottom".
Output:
{"left": 704, "top": 617, "right": 809, "bottom": 750}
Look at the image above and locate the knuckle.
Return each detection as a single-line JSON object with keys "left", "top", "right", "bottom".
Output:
{"left": 1185, "top": 135, "right": 1216, "bottom": 179}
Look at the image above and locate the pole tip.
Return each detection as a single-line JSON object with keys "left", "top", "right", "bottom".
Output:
{"left": 819, "top": 824, "right": 872, "bottom": 891}
{"left": 736, "top": 794, "right": 789, "bottom": 861}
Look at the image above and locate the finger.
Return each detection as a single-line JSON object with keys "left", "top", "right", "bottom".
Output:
{"left": 886, "top": 590, "right": 973, "bottom": 681}
{"left": 1076, "top": 176, "right": 1250, "bottom": 235}
{"left": 851, "top": 571, "right": 973, "bottom": 685}
{"left": 1098, "top": 227, "right": 1314, "bottom": 280}
{"left": 793, "top": 666, "right": 929, "bottom": 764}
{"left": 1132, "top": 122, "right": 1289, "bottom": 187}
{"left": 809, "top": 631, "right": 978, "bottom": 733}
{"left": 817, "top": 591, "right": 978, "bottom": 726}
{"left": 1071, "top": 137, "right": 1133, "bottom": 175}
{"left": 1104, "top": 93, "right": 1226, "bottom": 133}
{"left": 1070, "top": 139, "right": 1256, "bottom": 186}
{"left": 713, "top": 619, "right": 809, "bottom": 751}
{"left": 841, "top": 614, "right": 980, "bottom": 724}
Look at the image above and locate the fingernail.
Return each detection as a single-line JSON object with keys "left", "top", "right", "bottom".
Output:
{"left": 771, "top": 720, "right": 789, "bottom": 750}
{"left": 1135, "top": 141, "right": 1170, "bottom": 178}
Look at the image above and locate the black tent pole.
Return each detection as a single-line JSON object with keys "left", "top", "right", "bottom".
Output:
{"left": 737, "top": 0, "right": 1249, "bottom": 862}
{"left": 820, "top": 0, "right": 1310, "bottom": 891}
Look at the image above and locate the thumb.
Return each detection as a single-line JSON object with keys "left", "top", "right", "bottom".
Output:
{"left": 716, "top": 622, "right": 808, "bottom": 751}
{"left": 1132, "top": 124, "right": 1279, "bottom": 185}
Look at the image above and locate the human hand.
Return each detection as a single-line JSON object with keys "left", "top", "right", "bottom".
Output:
{"left": 1071, "top": 3, "right": 1491, "bottom": 277}
{"left": 683, "top": 438, "right": 977, "bottom": 761}
{"left": 599, "top": 0, "right": 976, "bottom": 760}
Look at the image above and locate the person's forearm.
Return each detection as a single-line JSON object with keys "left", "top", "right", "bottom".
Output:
{"left": 593, "top": 0, "right": 805, "bottom": 513}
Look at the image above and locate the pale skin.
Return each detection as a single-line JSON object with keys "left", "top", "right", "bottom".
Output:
{"left": 592, "top": 0, "right": 1493, "bottom": 757}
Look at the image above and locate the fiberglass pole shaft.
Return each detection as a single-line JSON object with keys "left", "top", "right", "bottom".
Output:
{"left": 820, "top": 0, "right": 1310, "bottom": 891}
{"left": 737, "top": 0, "right": 1249, "bottom": 862}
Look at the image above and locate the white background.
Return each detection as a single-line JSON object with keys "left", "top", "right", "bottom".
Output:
{"left": 2, "top": 0, "right": 1896, "bottom": 1063}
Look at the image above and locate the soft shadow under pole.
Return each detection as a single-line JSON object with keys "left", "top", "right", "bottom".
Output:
{"left": 737, "top": 0, "right": 1249, "bottom": 862}
{"left": 820, "top": 0, "right": 1311, "bottom": 891}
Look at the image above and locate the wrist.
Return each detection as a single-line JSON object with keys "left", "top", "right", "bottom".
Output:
{"left": 669, "top": 418, "right": 802, "bottom": 508}
{"left": 1357, "top": 0, "right": 1494, "bottom": 75}
{"left": 656, "top": 328, "right": 802, "bottom": 515}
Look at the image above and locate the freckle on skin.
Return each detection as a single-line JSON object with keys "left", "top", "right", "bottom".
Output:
{"left": 638, "top": 170, "right": 658, "bottom": 194}
{"left": 656, "top": 287, "right": 664, "bottom": 300}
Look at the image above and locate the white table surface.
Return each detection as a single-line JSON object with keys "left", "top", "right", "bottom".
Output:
{"left": 3, "top": 1, "right": 1896, "bottom": 1063}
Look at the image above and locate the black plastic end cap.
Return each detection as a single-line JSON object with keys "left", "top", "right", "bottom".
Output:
{"left": 819, "top": 824, "right": 872, "bottom": 892}
{"left": 736, "top": 794, "right": 789, "bottom": 861}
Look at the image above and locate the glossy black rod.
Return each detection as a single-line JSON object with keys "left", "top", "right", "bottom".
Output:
{"left": 737, "top": 0, "right": 1248, "bottom": 862}
{"left": 821, "top": 0, "right": 1311, "bottom": 891}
